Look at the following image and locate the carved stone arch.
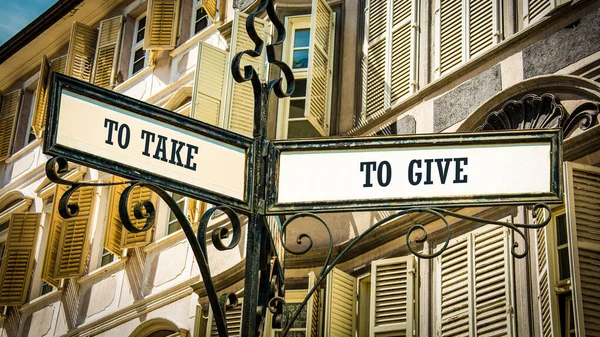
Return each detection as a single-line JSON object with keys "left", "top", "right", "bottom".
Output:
{"left": 128, "top": 318, "right": 187, "bottom": 337}
{"left": 0, "top": 190, "right": 34, "bottom": 224}
{"left": 458, "top": 75, "right": 600, "bottom": 135}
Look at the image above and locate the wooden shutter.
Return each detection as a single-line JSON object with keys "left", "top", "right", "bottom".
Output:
{"left": 305, "top": 0, "right": 334, "bottom": 136}
{"left": 121, "top": 182, "right": 157, "bottom": 248}
{"left": 144, "top": 0, "right": 181, "bottom": 50}
{"left": 365, "top": 0, "right": 388, "bottom": 117}
{"left": 66, "top": 22, "right": 99, "bottom": 82}
{"left": 524, "top": 0, "right": 553, "bottom": 25}
{"left": 42, "top": 184, "right": 68, "bottom": 287}
{"left": 390, "top": 0, "right": 418, "bottom": 104}
{"left": 207, "top": 298, "right": 243, "bottom": 336}
{"left": 534, "top": 207, "right": 559, "bottom": 337}
{"left": 225, "top": 11, "right": 268, "bottom": 137}
{"left": 325, "top": 267, "right": 356, "bottom": 336}
{"left": 55, "top": 185, "right": 97, "bottom": 279}
{"left": 50, "top": 55, "right": 68, "bottom": 75}
{"left": 564, "top": 162, "right": 600, "bottom": 337}
{"left": 103, "top": 177, "right": 126, "bottom": 256}
{"left": 306, "top": 271, "right": 321, "bottom": 337}
{"left": 203, "top": 0, "right": 218, "bottom": 22}
{"left": 0, "top": 90, "right": 22, "bottom": 161}
{"left": 438, "top": 0, "right": 464, "bottom": 75}
{"left": 32, "top": 56, "right": 50, "bottom": 138}
{"left": 92, "top": 16, "right": 124, "bottom": 89}
{"left": 468, "top": 0, "right": 499, "bottom": 58}
{"left": 369, "top": 256, "right": 415, "bottom": 336}
{"left": 0, "top": 213, "right": 41, "bottom": 305}
{"left": 191, "top": 42, "right": 228, "bottom": 126}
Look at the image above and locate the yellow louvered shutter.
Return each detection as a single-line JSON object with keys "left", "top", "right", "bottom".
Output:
{"left": 55, "top": 185, "right": 97, "bottom": 279}
{"left": 365, "top": 0, "right": 388, "bottom": 118}
{"left": 32, "top": 56, "right": 50, "bottom": 138}
{"left": 202, "top": 0, "right": 218, "bottom": 22}
{"left": 122, "top": 183, "right": 157, "bottom": 248}
{"left": 66, "top": 22, "right": 99, "bottom": 82}
{"left": 468, "top": 0, "right": 498, "bottom": 58}
{"left": 104, "top": 176, "right": 126, "bottom": 256}
{"left": 438, "top": 0, "right": 463, "bottom": 75}
{"left": 145, "top": 0, "right": 181, "bottom": 50}
{"left": 92, "top": 16, "right": 124, "bottom": 89}
{"left": 0, "top": 90, "right": 22, "bottom": 161}
{"left": 390, "top": 0, "right": 417, "bottom": 104}
{"left": 305, "top": 272, "right": 320, "bottom": 337}
{"left": 305, "top": 0, "right": 334, "bottom": 136}
{"left": 50, "top": 55, "right": 68, "bottom": 75}
{"left": 207, "top": 298, "right": 243, "bottom": 336}
{"left": 564, "top": 162, "right": 600, "bottom": 337}
{"left": 534, "top": 207, "right": 559, "bottom": 337}
{"left": 42, "top": 184, "right": 68, "bottom": 287}
{"left": 325, "top": 268, "right": 356, "bottom": 336}
{"left": 225, "top": 11, "right": 268, "bottom": 137}
{"left": 191, "top": 42, "right": 228, "bottom": 126}
{"left": 369, "top": 256, "right": 415, "bottom": 336}
{"left": 523, "top": 0, "right": 553, "bottom": 25}
{"left": 0, "top": 213, "right": 41, "bottom": 306}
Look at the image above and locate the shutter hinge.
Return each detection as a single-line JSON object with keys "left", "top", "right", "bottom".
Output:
{"left": 506, "top": 306, "right": 514, "bottom": 317}
{"left": 493, "top": 30, "right": 502, "bottom": 37}
{"left": 409, "top": 268, "right": 416, "bottom": 275}
{"left": 411, "top": 23, "right": 419, "bottom": 29}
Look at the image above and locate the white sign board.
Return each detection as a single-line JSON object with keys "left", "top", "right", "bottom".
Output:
{"left": 267, "top": 130, "right": 562, "bottom": 213}
{"left": 45, "top": 76, "right": 253, "bottom": 212}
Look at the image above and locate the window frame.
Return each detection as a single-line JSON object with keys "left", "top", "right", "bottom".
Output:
{"left": 191, "top": 0, "right": 212, "bottom": 37}
{"left": 130, "top": 13, "right": 148, "bottom": 76}
{"left": 166, "top": 192, "right": 189, "bottom": 235}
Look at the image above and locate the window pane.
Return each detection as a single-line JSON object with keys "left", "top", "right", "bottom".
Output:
{"left": 289, "top": 100, "right": 306, "bottom": 118}
{"left": 136, "top": 17, "right": 146, "bottom": 43}
{"left": 558, "top": 247, "right": 570, "bottom": 280}
{"left": 133, "top": 49, "right": 145, "bottom": 74}
{"left": 195, "top": 16, "right": 209, "bottom": 34}
{"left": 291, "top": 79, "right": 307, "bottom": 98}
{"left": 101, "top": 249, "right": 115, "bottom": 267}
{"left": 168, "top": 221, "right": 181, "bottom": 235}
{"left": 288, "top": 120, "right": 321, "bottom": 139}
{"left": 0, "top": 241, "right": 5, "bottom": 268}
{"left": 556, "top": 214, "right": 568, "bottom": 246}
{"left": 294, "top": 29, "right": 310, "bottom": 48}
{"left": 41, "top": 282, "right": 53, "bottom": 296}
{"left": 293, "top": 50, "right": 309, "bottom": 69}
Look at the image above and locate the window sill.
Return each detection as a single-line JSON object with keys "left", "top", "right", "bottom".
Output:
{"left": 170, "top": 25, "right": 220, "bottom": 58}
{"left": 77, "top": 256, "right": 129, "bottom": 285}
{"left": 4, "top": 138, "right": 42, "bottom": 164}
{"left": 144, "top": 228, "right": 188, "bottom": 253}
{"left": 113, "top": 65, "right": 155, "bottom": 94}
{"left": 18, "top": 289, "right": 63, "bottom": 314}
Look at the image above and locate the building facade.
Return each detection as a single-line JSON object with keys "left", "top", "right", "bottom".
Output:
{"left": 0, "top": 0, "right": 599, "bottom": 336}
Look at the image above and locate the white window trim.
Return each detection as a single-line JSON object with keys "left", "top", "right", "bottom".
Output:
{"left": 276, "top": 15, "right": 311, "bottom": 140}
{"left": 191, "top": 0, "right": 213, "bottom": 38}
{"left": 166, "top": 192, "right": 189, "bottom": 235}
{"left": 130, "top": 13, "right": 149, "bottom": 77}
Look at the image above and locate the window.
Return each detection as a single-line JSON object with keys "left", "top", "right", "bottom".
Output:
{"left": 100, "top": 248, "right": 115, "bottom": 267}
{"left": 277, "top": 1, "right": 335, "bottom": 139}
{"left": 40, "top": 281, "right": 53, "bottom": 296}
{"left": 131, "top": 15, "right": 148, "bottom": 76}
{"left": 275, "top": 303, "right": 307, "bottom": 337}
{"left": 167, "top": 193, "right": 187, "bottom": 235}
{"left": 555, "top": 213, "right": 570, "bottom": 282}
{"left": 192, "top": 0, "right": 211, "bottom": 35}
{"left": 435, "top": 0, "right": 501, "bottom": 76}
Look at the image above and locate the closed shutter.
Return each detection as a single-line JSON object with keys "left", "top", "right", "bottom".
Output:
{"left": 564, "top": 162, "right": 600, "bottom": 337}
{"left": 365, "top": 0, "right": 388, "bottom": 118}
{"left": 203, "top": 0, "right": 218, "bottom": 22}
{"left": 225, "top": 11, "right": 268, "bottom": 137}
{"left": 103, "top": 176, "right": 126, "bottom": 256}
{"left": 534, "top": 207, "right": 559, "bottom": 337}
{"left": 144, "top": 0, "right": 181, "bottom": 50}
{"left": 306, "top": 271, "right": 321, "bottom": 337}
{"left": 55, "top": 185, "right": 97, "bottom": 279}
{"left": 390, "top": 0, "right": 417, "bottom": 104}
{"left": 32, "top": 56, "right": 50, "bottom": 138}
{"left": 0, "top": 213, "right": 41, "bottom": 305}
{"left": 207, "top": 298, "right": 243, "bottom": 336}
{"left": 92, "top": 16, "right": 124, "bottom": 89}
{"left": 0, "top": 90, "right": 22, "bottom": 161}
{"left": 325, "top": 267, "right": 356, "bottom": 336}
{"left": 523, "top": 0, "right": 553, "bottom": 26}
{"left": 121, "top": 183, "right": 157, "bottom": 248}
{"left": 191, "top": 42, "right": 228, "bottom": 126}
{"left": 305, "top": 0, "right": 334, "bottom": 136}
{"left": 42, "top": 184, "right": 68, "bottom": 287}
{"left": 468, "top": 0, "right": 498, "bottom": 58}
{"left": 438, "top": 0, "right": 463, "bottom": 75}
{"left": 66, "top": 22, "right": 99, "bottom": 82}
{"left": 369, "top": 256, "right": 415, "bottom": 336}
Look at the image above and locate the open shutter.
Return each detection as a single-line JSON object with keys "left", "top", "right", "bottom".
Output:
{"left": 306, "top": 271, "right": 321, "bottom": 337}
{"left": 225, "top": 11, "right": 268, "bottom": 137}
{"left": 534, "top": 207, "right": 559, "bottom": 337}
{"left": 390, "top": 0, "right": 417, "bottom": 105}
{"left": 55, "top": 185, "right": 97, "bottom": 279}
{"left": 207, "top": 298, "right": 243, "bottom": 336}
{"left": 66, "top": 22, "right": 99, "bottom": 82}
{"left": 305, "top": 0, "right": 334, "bottom": 136}
{"left": 365, "top": 0, "right": 388, "bottom": 117}
{"left": 42, "top": 185, "right": 67, "bottom": 287}
{"left": 203, "top": 0, "right": 218, "bottom": 22}
{"left": 103, "top": 176, "right": 126, "bottom": 256}
{"left": 437, "top": 0, "right": 464, "bottom": 75}
{"left": 92, "top": 16, "right": 124, "bottom": 89}
{"left": 472, "top": 226, "right": 514, "bottom": 336}
{"left": 325, "top": 267, "right": 356, "bottom": 336}
{"left": 564, "top": 162, "right": 600, "bottom": 337}
{"left": 523, "top": 0, "right": 553, "bottom": 25}
{"left": 191, "top": 42, "right": 228, "bottom": 126}
{"left": 121, "top": 183, "right": 157, "bottom": 248}
{"left": 0, "top": 213, "right": 41, "bottom": 306}
{"left": 437, "top": 235, "right": 471, "bottom": 336}
{"left": 369, "top": 256, "right": 415, "bottom": 336}
{"left": 468, "top": 0, "right": 499, "bottom": 58}
{"left": 50, "top": 55, "right": 68, "bottom": 75}
{"left": 32, "top": 56, "right": 50, "bottom": 138}
{"left": 0, "top": 90, "right": 22, "bottom": 161}
{"left": 144, "top": 0, "right": 181, "bottom": 50}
